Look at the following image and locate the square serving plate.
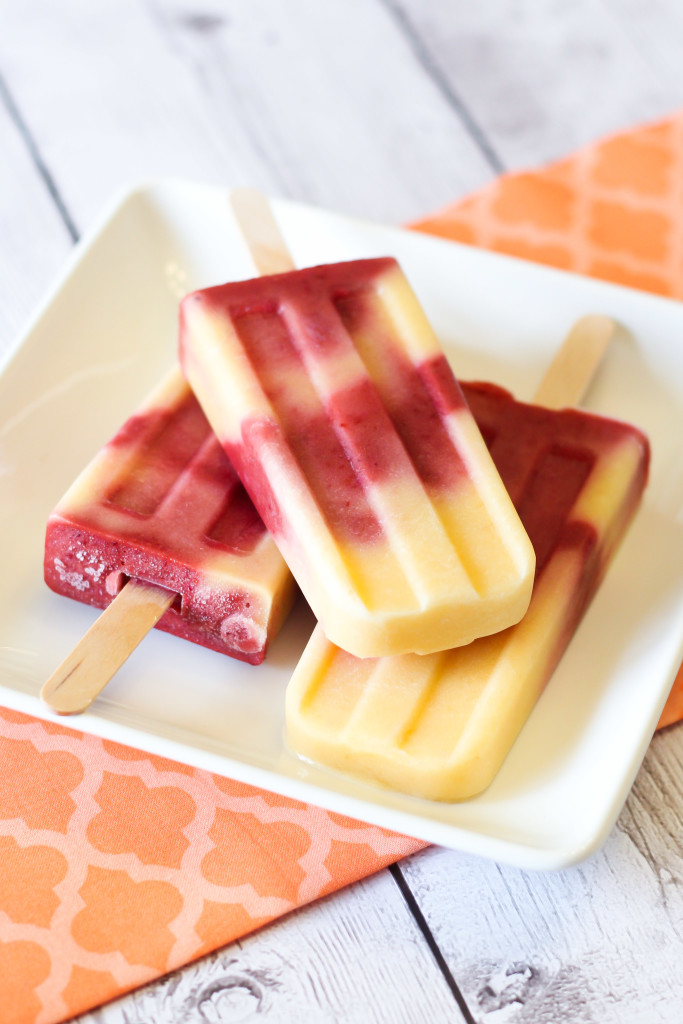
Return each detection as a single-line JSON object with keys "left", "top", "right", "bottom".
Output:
{"left": 2, "top": 180, "right": 682, "bottom": 870}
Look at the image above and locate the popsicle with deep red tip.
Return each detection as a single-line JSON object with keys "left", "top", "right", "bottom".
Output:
{"left": 44, "top": 368, "right": 296, "bottom": 686}
{"left": 179, "top": 256, "right": 535, "bottom": 659}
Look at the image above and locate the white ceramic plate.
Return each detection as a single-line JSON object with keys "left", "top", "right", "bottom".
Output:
{"left": 2, "top": 180, "right": 682, "bottom": 870}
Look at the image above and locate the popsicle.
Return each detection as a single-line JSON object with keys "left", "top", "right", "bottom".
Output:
{"left": 179, "top": 237, "right": 535, "bottom": 660}
{"left": 285, "top": 358, "right": 650, "bottom": 801}
{"left": 43, "top": 367, "right": 296, "bottom": 711}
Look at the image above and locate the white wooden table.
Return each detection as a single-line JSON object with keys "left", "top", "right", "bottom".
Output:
{"left": 3, "top": 2, "right": 683, "bottom": 1020}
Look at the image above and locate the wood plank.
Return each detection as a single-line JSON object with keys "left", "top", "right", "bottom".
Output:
{"left": 0, "top": 0, "right": 243, "bottom": 236}
{"left": 74, "top": 868, "right": 465, "bottom": 1022}
{"left": 399, "top": 726, "right": 683, "bottom": 1022}
{"left": 603, "top": 0, "right": 683, "bottom": 94}
{"left": 386, "top": 0, "right": 683, "bottom": 169}
{"left": 0, "top": 0, "right": 495, "bottom": 232}
{"left": 149, "top": 0, "right": 497, "bottom": 218}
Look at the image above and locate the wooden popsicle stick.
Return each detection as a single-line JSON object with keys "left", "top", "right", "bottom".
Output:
{"left": 533, "top": 314, "right": 616, "bottom": 408}
{"left": 230, "top": 188, "right": 296, "bottom": 276}
{"left": 41, "top": 580, "right": 176, "bottom": 715}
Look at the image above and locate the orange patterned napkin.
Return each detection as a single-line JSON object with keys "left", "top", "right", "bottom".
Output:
{"left": 1, "top": 707, "right": 424, "bottom": 1023}
{"left": 4, "top": 111, "right": 683, "bottom": 1024}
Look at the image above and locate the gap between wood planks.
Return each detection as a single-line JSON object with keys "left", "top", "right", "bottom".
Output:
{"left": 389, "top": 863, "right": 477, "bottom": 1024}
{"left": 0, "top": 69, "right": 80, "bottom": 242}
{"left": 377, "top": 0, "right": 506, "bottom": 175}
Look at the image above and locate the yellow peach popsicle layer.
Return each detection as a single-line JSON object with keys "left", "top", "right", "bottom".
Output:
{"left": 180, "top": 258, "right": 534, "bottom": 658}
{"left": 44, "top": 368, "right": 295, "bottom": 664}
{"left": 285, "top": 382, "right": 650, "bottom": 800}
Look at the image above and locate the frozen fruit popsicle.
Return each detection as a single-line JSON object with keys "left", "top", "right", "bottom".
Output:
{"left": 44, "top": 367, "right": 296, "bottom": 673}
{"left": 285, "top": 379, "right": 650, "bottom": 801}
{"left": 179, "top": 256, "right": 535, "bottom": 658}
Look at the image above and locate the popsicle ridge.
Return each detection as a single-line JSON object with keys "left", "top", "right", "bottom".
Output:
{"left": 332, "top": 275, "right": 539, "bottom": 597}
{"left": 180, "top": 258, "right": 535, "bottom": 657}
{"left": 104, "top": 385, "right": 216, "bottom": 518}
{"left": 285, "top": 382, "right": 650, "bottom": 799}
{"left": 102, "top": 395, "right": 263, "bottom": 553}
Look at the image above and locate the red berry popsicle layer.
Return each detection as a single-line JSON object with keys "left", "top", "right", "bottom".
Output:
{"left": 179, "top": 258, "right": 535, "bottom": 659}
{"left": 285, "top": 382, "right": 650, "bottom": 801}
{"left": 44, "top": 368, "right": 296, "bottom": 665}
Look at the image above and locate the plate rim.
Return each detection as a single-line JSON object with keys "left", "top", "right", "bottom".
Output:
{"left": 3, "top": 177, "right": 682, "bottom": 870}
